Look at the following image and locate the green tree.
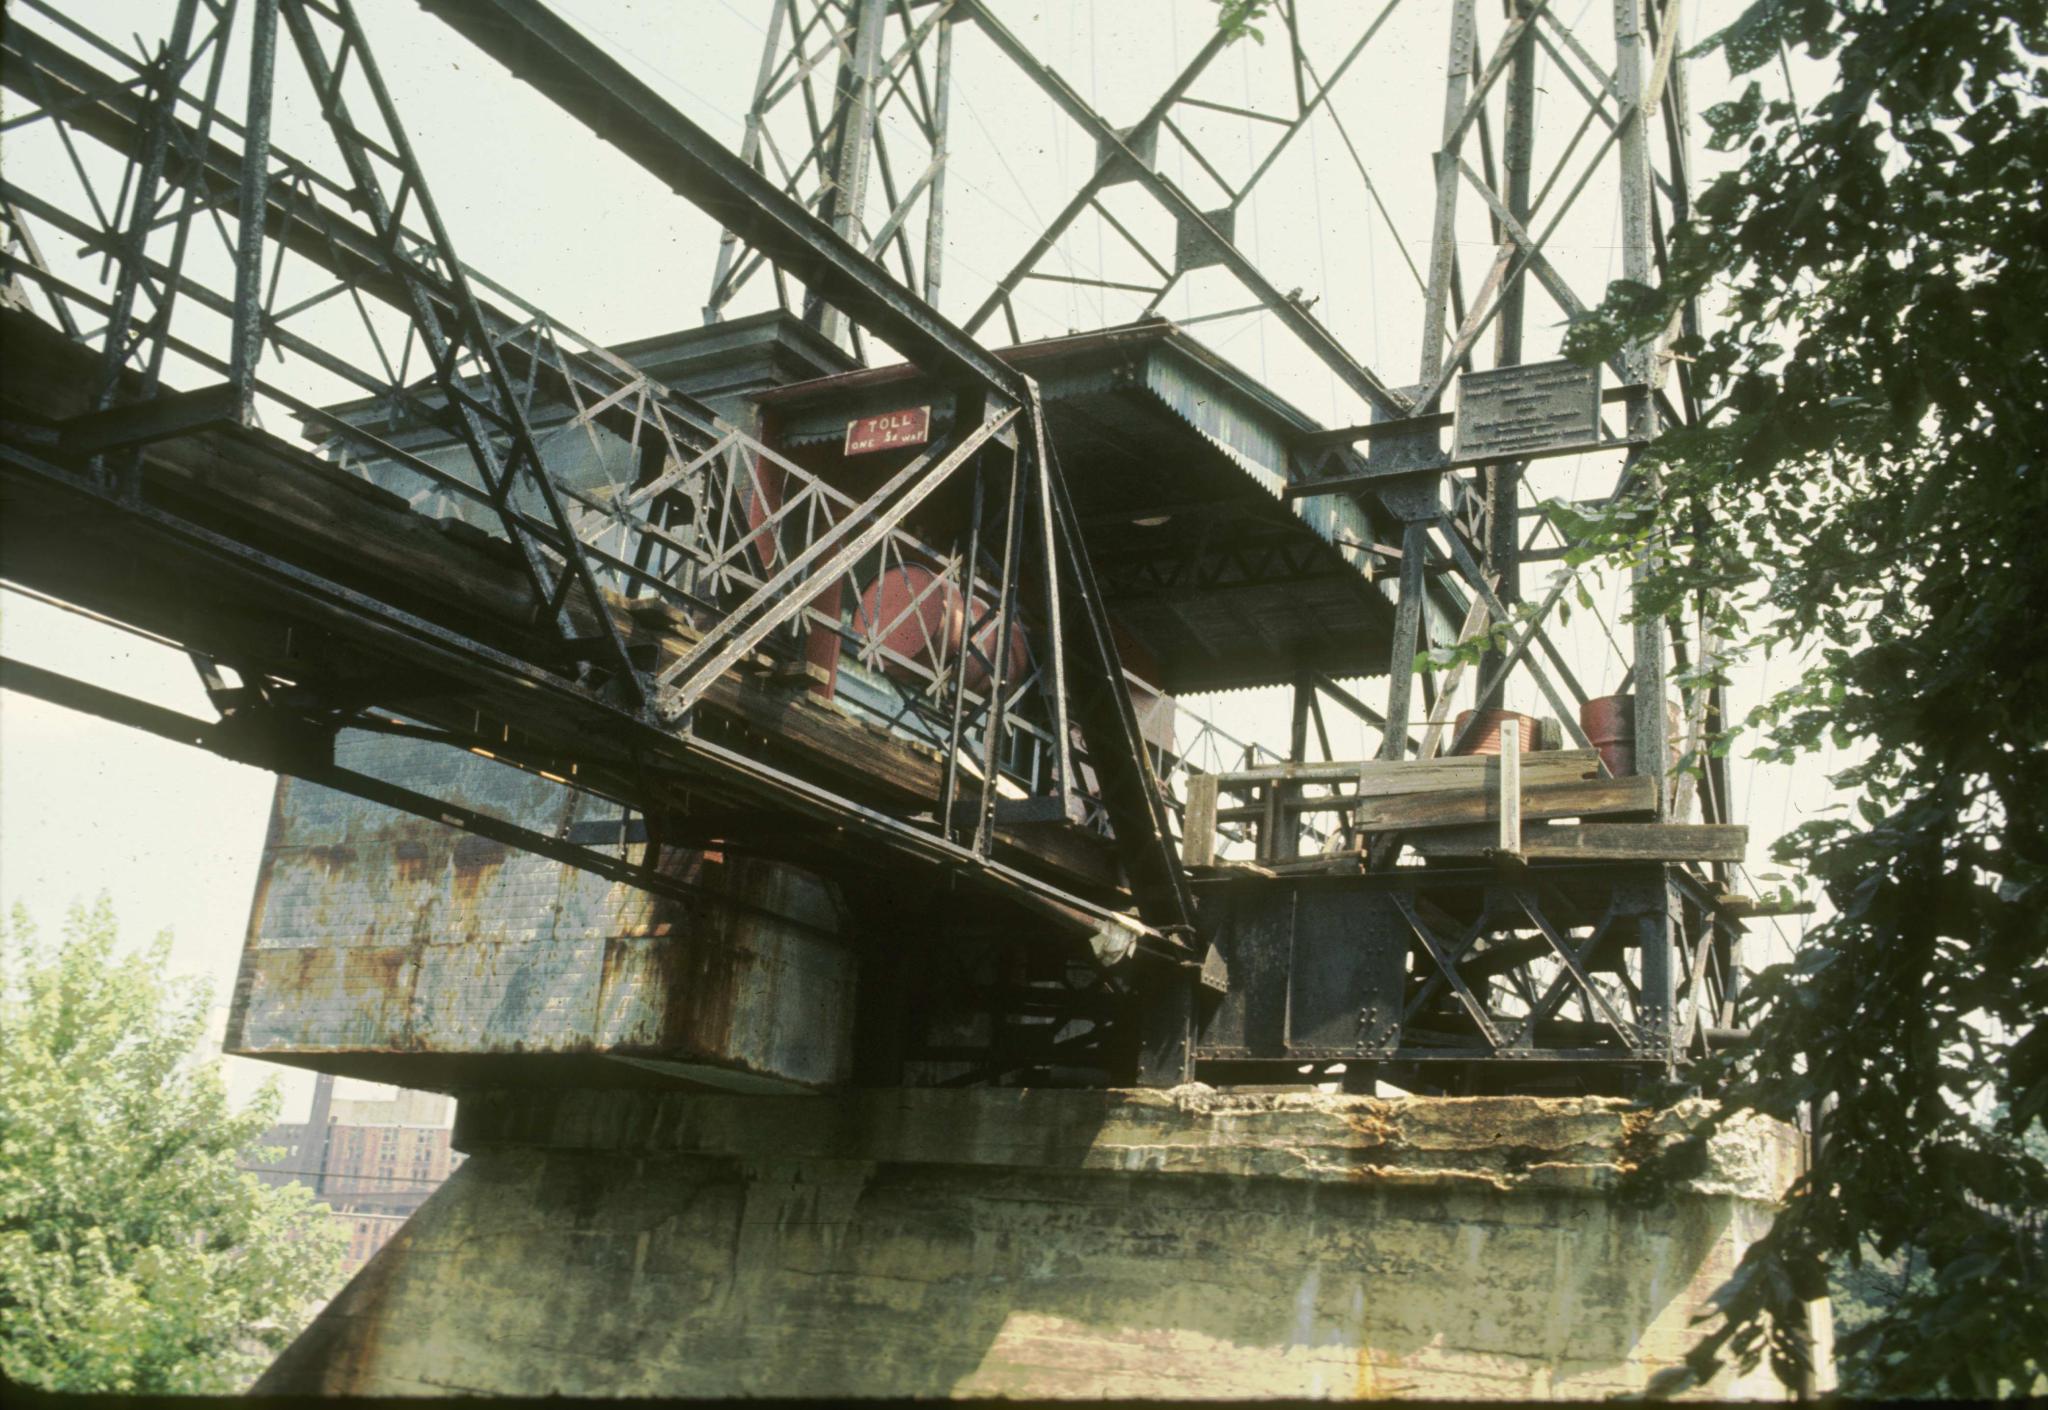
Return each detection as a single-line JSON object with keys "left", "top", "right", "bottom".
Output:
{"left": 1558, "top": 0, "right": 2048, "bottom": 1395}
{"left": 0, "top": 898, "right": 345, "bottom": 1393}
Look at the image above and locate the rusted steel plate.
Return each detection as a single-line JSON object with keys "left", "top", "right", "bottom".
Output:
{"left": 227, "top": 731, "right": 855, "bottom": 1088}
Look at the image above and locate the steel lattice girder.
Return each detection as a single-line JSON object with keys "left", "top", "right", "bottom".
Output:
{"left": 1188, "top": 866, "right": 1701, "bottom": 1074}
{"left": 0, "top": 431, "right": 1182, "bottom": 956}
{"left": 420, "top": 0, "right": 1031, "bottom": 409}
{"left": 952, "top": 0, "right": 1410, "bottom": 419}
{"left": 417, "top": 0, "right": 1197, "bottom": 935}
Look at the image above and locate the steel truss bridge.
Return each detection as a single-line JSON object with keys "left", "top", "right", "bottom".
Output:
{"left": 0, "top": 0, "right": 1754, "bottom": 1094}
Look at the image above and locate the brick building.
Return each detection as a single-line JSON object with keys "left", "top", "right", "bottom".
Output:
{"left": 250, "top": 1076, "right": 465, "bottom": 1274}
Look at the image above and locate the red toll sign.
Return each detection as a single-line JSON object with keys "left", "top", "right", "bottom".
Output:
{"left": 843, "top": 405, "right": 932, "bottom": 456}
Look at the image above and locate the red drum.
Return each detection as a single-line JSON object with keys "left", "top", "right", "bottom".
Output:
{"left": 853, "top": 564, "right": 1029, "bottom": 693}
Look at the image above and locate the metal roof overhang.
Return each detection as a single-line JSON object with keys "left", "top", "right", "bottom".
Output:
{"left": 757, "top": 323, "right": 1404, "bottom": 695}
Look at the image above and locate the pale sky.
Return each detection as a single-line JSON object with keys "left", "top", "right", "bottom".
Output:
{"left": 0, "top": 1, "right": 1835, "bottom": 1114}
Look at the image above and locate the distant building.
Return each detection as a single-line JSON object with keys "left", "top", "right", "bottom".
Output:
{"left": 249, "top": 1075, "right": 465, "bottom": 1274}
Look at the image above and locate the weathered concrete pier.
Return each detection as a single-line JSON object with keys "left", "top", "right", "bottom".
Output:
{"left": 261, "top": 1089, "right": 1805, "bottom": 1400}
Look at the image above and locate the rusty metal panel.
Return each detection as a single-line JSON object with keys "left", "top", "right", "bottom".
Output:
{"left": 228, "top": 730, "right": 856, "bottom": 1088}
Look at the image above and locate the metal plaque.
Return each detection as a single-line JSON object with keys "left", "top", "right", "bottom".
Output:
{"left": 843, "top": 405, "right": 932, "bottom": 456}
{"left": 1451, "top": 358, "right": 1601, "bottom": 464}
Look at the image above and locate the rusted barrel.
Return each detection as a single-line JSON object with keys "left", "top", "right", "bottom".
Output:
{"left": 1450, "top": 707, "right": 1541, "bottom": 756}
{"left": 853, "top": 564, "right": 1027, "bottom": 691}
{"left": 1579, "top": 693, "right": 1680, "bottom": 777}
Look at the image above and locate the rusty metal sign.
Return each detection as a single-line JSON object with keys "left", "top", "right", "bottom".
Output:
{"left": 1451, "top": 359, "right": 1601, "bottom": 464}
{"left": 843, "top": 405, "right": 932, "bottom": 456}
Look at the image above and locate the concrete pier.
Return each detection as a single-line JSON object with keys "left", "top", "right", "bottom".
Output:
{"left": 260, "top": 1088, "right": 1808, "bottom": 1400}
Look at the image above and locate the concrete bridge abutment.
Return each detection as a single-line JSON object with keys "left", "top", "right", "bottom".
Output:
{"left": 260, "top": 1088, "right": 1814, "bottom": 1399}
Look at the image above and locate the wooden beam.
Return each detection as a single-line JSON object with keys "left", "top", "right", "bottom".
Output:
{"left": 1356, "top": 749, "right": 1601, "bottom": 799}
{"left": 1405, "top": 821, "right": 1748, "bottom": 863}
{"left": 1207, "top": 748, "right": 1602, "bottom": 796}
{"left": 1714, "top": 892, "right": 1816, "bottom": 920}
{"left": 1181, "top": 772, "right": 1220, "bottom": 867}
{"left": 1349, "top": 773, "right": 1654, "bottom": 831}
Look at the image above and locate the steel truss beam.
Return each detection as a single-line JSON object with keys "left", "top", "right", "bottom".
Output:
{"left": 954, "top": 0, "right": 1408, "bottom": 418}
{"left": 1, "top": 0, "right": 660, "bottom": 708}
{"left": 0, "top": 655, "right": 730, "bottom": 916}
{"left": 270, "top": 0, "right": 647, "bottom": 706}
{"left": 654, "top": 405, "right": 1019, "bottom": 717}
{"left": 422, "top": 0, "right": 1029, "bottom": 408}
{"left": 0, "top": 434, "right": 1181, "bottom": 956}
{"left": 418, "top": 0, "right": 1195, "bottom": 938}
{"left": 4, "top": 0, "right": 1197, "bottom": 941}
{"left": 1189, "top": 864, "right": 1713, "bottom": 1082}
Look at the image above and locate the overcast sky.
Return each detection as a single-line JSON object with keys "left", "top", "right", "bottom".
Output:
{"left": 0, "top": 1, "right": 1837, "bottom": 1113}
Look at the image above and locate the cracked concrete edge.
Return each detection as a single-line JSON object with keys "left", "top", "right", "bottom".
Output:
{"left": 452, "top": 1087, "right": 1804, "bottom": 1203}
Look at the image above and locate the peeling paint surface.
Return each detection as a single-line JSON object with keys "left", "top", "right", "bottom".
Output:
{"left": 226, "top": 731, "right": 855, "bottom": 1088}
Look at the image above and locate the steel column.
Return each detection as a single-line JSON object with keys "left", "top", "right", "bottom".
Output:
{"left": 921, "top": 12, "right": 953, "bottom": 311}
{"left": 1417, "top": 0, "right": 1477, "bottom": 395}
{"left": 703, "top": 0, "right": 788, "bottom": 324}
{"left": 228, "top": 0, "right": 278, "bottom": 420}
{"left": 810, "top": 0, "right": 886, "bottom": 345}
{"left": 1614, "top": 0, "right": 1669, "bottom": 816}
{"left": 1379, "top": 521, "right": 1428, "bottom": 762}
{"left": 1479, "top": 1, "right": 1537, "bottom": 711}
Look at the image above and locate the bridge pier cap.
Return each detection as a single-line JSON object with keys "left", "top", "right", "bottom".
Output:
{"left": 259, "top": 1086, "right": 1820, "bottom": 1401}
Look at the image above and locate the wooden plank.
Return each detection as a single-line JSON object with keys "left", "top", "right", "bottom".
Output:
{"left": 1210, "top": 749, "right": 1604, "bottom": 798}
{"left": 1417, "top": 586, "right": 1492, "bottom": 760}
{"left": 1355, "top": 749, "right": 1602, "bottom": 799}
{"left": 1498, "top": 720, "right": 1521, "bottom": 853}
{"left": 1181, "top": 773, "right": 1220, "bottom": 867}
{"left": 1405, "top": 821, "right": 1748, "bottom": 862}
{"left": 1714, "top": 893, "right": 1816, "bottom": 920}
{"left": 1350, "top": 774, "right": 1654, "bottom": 831}
{"left": 1217, "top": 750, "right": 1603, "bottom": 806}
{"left": 1185, "top": 859, "right": 1277, "bottom": 880}
{"left": 1206, "top": 760, "right": 1369, "bottom": 787}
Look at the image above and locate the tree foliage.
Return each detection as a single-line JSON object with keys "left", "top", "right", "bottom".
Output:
{"left": 1210, "top": 0, "right": 1278, "bottom": 47}
{"left": 0, "top": 898, "right": 345, "bottom": 1394}
{"left": 1561, "top": 0, "right": 2048, "bottom": 1395}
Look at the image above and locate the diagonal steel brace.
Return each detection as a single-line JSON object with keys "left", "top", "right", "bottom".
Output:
{"left": 654, "top": 406, "right": 1019, "bottom": 722}
{"left": 277, "top": 0, "right": 647, "bottom": 708}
